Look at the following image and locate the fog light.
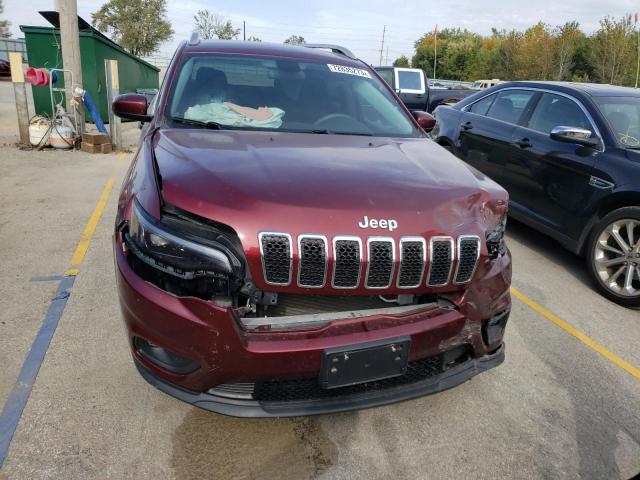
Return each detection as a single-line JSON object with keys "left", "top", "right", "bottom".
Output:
{"left": 482, "top": 310, "right": 510, "bottom": 346}
{"left": 134, "top": 337, "right": 199, "bottom": 374}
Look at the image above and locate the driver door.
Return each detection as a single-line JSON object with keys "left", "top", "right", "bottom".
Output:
{"left": 506, "top": 92, "right": 602, "bottom": 237}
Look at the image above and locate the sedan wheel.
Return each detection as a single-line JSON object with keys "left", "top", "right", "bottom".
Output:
{"left": 589, "top": 208, "right": 640, "bottom": 307}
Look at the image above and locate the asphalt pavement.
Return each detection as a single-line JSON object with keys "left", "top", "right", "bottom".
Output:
{"left": 0, "top": 81, "right": 639, "bottom": 479}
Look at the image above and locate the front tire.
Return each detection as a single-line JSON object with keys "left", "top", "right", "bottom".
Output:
{"left": 587, "top": 207, "right": 640, "bottom": 308}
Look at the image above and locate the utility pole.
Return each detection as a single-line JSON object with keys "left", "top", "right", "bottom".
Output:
{"left": 385, "top": 46, "right": 389, "bottom": 65}
{"left": 58, "top": 0, "right": 84, "bottom": 131}
{"left": 635, "top": 13, "right": 639, "bottom": 88}
{"left": 433, "top": 24, "right": 438, "bottom": 81}
{"left": 379, "top": 25, "right": 386, "bottom": 65}
{"left": 243, "top": 20, "right": 246, "bottom": 41}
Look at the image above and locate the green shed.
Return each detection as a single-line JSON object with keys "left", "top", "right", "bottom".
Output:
{"left": 20, "top": 11, "right": 159, "bottom": 123}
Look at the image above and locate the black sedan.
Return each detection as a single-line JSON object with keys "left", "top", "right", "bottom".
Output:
{"left": 433, "top": 81, "right": 640, "bottom": 307}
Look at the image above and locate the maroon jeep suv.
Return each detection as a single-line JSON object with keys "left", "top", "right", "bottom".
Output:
{"left": 112, "top": 38, "right": 512, "bottom": 417}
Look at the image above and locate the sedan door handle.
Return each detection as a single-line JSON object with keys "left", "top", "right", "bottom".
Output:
{"left": 415, "top": 94, "right": 425, "bottom": 98}
{"left": 515, "top": 138, "right": 532, "bottom": 149}
{"left": 462, "top": 122, "right": 473, "bottom": 131}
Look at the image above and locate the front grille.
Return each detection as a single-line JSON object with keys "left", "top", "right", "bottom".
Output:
{"left": 398, "top": 238, "right": 426, "bottom": 288}
{"left": 298, "top": 236, "right": 327, "bottom": 287}
{"left": 258, "top": 233, "right": 479, "bottom": 290}
{"left": 260, "top": 233, "right": 292, "bottom": 285}
{"left": 332, "top": 238, "right": 361, "bottom": 288}
{"left": 366, "top": 239, "right": 395, "bottom": 288}
{"left": 427, "top": 238, "right": 453, "bottom": 286}
{"left": 253, "top": 353, "right": 445, "bottom": 403}
{"left": 455, "top": 236, "right": 480, "bottom": 283}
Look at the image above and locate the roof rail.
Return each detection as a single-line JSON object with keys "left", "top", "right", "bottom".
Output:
{"left": 304, "top": 44, "right": 356, "bottom": 59}
{"left": 188, "top": 31, "right": 200, "bottom": 46}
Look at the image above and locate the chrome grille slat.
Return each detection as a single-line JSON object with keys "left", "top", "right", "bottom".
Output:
{"left": 397, "top": 237, "right": 426, "bottom": 288}
{"left": 365, "top": 237, "right": 395, "bottom": 289}
{"left": 427, "top": 237, "right": 454, "bottom": 287}
{"left": 332, "top": 236, "right": 362, "bottom": 288}
{"left": 297, "top": 235, "right": 328, "bottom": 288}
{"left": 455, "top": 236, "right": 480, "bottom": 284}
{"left": 259, "top": 232, "right": 292, "bottom": 286}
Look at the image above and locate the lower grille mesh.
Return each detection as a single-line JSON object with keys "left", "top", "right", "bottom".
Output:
{"left": 253, "top": 353, "right": 446, "bottom": 402}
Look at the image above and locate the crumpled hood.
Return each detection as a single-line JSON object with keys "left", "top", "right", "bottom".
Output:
{"left": 153, "top": 129, "right": 506, "bottom": 239}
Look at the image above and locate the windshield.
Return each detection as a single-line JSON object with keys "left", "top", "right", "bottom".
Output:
{"left": 594, "top": 96, "right": 640, "bottom": 147}
{"left": 166, "top": 54, "right": 420, "bottom": 137}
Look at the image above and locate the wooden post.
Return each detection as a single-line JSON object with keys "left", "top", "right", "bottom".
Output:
{"left": 58, "top": 0, "right": 85, "bottom": 131}
{"left": 104, "top": 59, "right": 121, "bottom": 150}
{"left": 9, "top": 52, "right": 30, "bottom": 146}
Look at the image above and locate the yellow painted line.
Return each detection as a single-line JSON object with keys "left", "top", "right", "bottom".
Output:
{"left": 63, "top": 268, "right": 80, "bottom": 277}
{"left": 510, "top": 287, "right": 640, "bottom": 379}
{"left": 65, "top": 152, "right": 128, "bottom": 275}
{"left": 69, "top": 176, "right": 115, "bottom": 266}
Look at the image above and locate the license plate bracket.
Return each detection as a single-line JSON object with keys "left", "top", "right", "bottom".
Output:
{"left": 319, "top": 337, "right": 411, "bottom": 389}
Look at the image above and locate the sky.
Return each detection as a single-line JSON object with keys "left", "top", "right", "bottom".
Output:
{"left": 4, "top": 0, "right": 640, "bottom": 65}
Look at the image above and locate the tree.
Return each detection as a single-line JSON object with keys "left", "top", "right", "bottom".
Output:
{"left": 0, "top": 0, "right": 11, "bottom": 38}
{"left": 591, "top": 15, "right": 635, "bottom": 85}
{"left": 393, "top": 55, "right": 410, "bottom": 67}
{"left": 553, "top": 21, "right": 582, "bottom": 80}
{"left": 246, "top": 36, "right": 262, "bottom": 42}
{"left": 92, "top": 0, "right": 173, "bottom": 56}
{"left": 284, "top": 35, "right": 305, "bottom": 45}
{"left": 193, "top": 10, "right": 240, "bottom": 40}
{"left": 516, "top": 22, "right": 555, "bottom": 80}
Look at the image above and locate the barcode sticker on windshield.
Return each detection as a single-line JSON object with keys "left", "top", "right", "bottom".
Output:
{"left": 327, "top": 64, "right": 372, "bottom": 78}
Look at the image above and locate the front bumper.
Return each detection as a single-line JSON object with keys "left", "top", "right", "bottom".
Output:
{"left": 134, "top": 344, "right": 504, "bottom": 417}
{"left": 115, "top": 235, "right": 511, "bottom": 416}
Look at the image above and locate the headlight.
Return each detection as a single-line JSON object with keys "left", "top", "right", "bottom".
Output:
{"left": 125, "top": 199, "right": 243, "bottom": 298}
{"left": 486, "top": 216, "right": 507, "bottom": 259}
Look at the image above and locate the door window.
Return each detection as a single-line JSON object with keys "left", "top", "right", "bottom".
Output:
{"left": 486, "top": 90, "right": 536, "bottom": 125}
{"left": 528, "top": 93, "right": 591, "bottom": 134}
{"left": 395, "top": 69, "right": 425, "bottom": 93}
{"left": 376, "top": 68, "right": 394, "bottom": 87}
{"left": 468, "top": 94, "right": 496, "bottom": 115}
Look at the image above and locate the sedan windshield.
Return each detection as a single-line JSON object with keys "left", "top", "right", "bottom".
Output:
{"left": 167, "top": 54, "right": 420, "bottom": 137}
{"left": 595, "top": 96, "right": 640, "bottom": 147}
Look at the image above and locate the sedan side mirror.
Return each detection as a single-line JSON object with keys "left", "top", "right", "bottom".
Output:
{"left": 112, "top": 93, "right": 152, "bottom": 122}
{"left": 550, "top": 126, "right": 599, "bottom": 148}
{"left": 412, "top": 111, "right": 436, "bottom": 133}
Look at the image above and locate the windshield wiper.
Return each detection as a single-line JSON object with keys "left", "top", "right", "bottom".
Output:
{"left": 307, "top": 129, "right": 373, "bottom": 136}
{"left": 171, "top": 116, "right": 223, "bottom": 130}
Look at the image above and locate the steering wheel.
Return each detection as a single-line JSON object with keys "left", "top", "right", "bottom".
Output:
{"left": 618, "top": 131, "right": 640, "bottom": 147}
{"left": 313, "top": 113, "right": 359, "bottom": 128}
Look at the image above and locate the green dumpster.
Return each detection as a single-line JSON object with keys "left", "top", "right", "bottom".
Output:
{"left": 20, "top": 12, "right": 159, "bottom": 123}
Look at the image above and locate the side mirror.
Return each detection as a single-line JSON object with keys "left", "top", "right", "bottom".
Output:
{"left": 550, "top": 126, "right": 599, "bottom": 148}
{"left": 112, "top": 93, "right": 151, "bottom": 122}
{"left": 412, "top": 111, "right": 436, "bottom": 132}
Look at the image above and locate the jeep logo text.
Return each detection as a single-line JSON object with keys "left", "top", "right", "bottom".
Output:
{"left": 358, "top": 216, "right": 398, "bottom": 232}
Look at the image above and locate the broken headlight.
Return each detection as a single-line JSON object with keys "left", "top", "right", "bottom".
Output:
{"left": 126, "top": 199, "right": 242, "bottom": 297}
{"left": 486, "top": 217, "right": 507, "bottom": 260}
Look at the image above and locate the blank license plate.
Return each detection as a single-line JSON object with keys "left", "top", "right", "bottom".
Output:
{"left": 319, "top": 337, "right": 411, "bottom": 389}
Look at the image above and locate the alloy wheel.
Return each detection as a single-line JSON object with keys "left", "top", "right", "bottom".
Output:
{"left": 593, "top": 219, "right": 640, "bottom": 297}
